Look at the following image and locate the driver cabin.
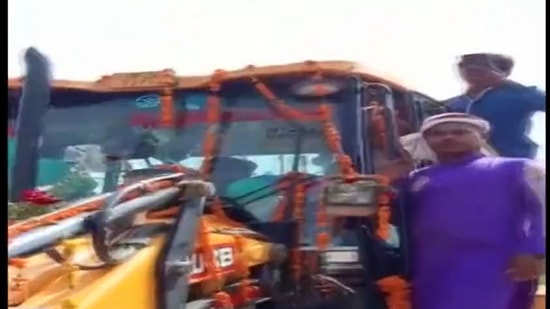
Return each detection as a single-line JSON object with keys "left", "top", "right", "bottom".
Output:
{"left": 8, "top": 61, "right": 445, "bottom": 240}
{"left": 8, "top": 60, "right": 443, "bottom": 195}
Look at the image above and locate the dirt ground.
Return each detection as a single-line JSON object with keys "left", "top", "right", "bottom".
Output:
{"left": 534, "top": 278, "right": 546, "bottom": 309}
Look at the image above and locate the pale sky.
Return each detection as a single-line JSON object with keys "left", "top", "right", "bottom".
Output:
{"left": 8, "top": 0, "right": 546, "bottom": 159}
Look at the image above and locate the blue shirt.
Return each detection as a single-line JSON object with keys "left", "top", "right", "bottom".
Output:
{"left": 446, "top": 82, "right": 546, "bottom": 158}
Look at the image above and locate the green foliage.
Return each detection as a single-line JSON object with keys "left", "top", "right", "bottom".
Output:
{"left": 48, "top": 172, "right": 98, "bottom": 201}
{"left": 8, "top": 171, "right": 98, "bottom": 221}
{"left": 8, "top": 202, "right": 56, "bottom": 220}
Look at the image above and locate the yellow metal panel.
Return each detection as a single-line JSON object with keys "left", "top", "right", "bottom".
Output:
{"left": 11, "top": 215, "right": 274, "bottom": 308}
{"left": 19, "top": 236, "right": 164, "bottom": 309}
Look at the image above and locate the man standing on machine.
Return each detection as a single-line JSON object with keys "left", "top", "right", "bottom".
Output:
{"left": 445, "top": 53, "right": 545, "bottom": 158}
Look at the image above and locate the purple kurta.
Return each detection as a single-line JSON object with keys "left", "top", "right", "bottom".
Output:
{"left": 409, "top": 154, "right": 545, "bottom": 309}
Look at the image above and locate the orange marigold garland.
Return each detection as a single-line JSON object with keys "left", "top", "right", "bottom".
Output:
{"left": 200, "top": 70, "right": 225, "bottom": 177}
{"left": 376, "top": 192, "right": 393, "bottom": 240}
{"left": 315, "top": 196, "right": 331, "bottom": 250}
{"left": 291, "top": 175, "right": 307, "bottom": 282}
{"left": 251, "top": 74, "right": 340, "bottom": 277}
{"left": 159, "top": 88, "right": 175, "bottom": 128}
{"left": 199, "top": 70, "right": 228, "bottom": 219}
{"left": 376, "top": 276, "right": 411, "bottom": 309}
{"left": 252, "top": 73, "right": 332, "bottom": 245}
{"left": 251, "top": 74, "right": 330, "bottom": 280}
{"left": 317, "top": 87, "right": 410, "bottom": 309}
{"left": 213, "top": 291, "right": 233, "bottom": 309}
{"left": 268, "top": 172, "right": 308, "bottom": 281}
{"left": 309, "top": 70, "right": 333, "bottom": 251}
{"left": 249, "top": 67, "right": 316, "bottom": 121}
{"left": 196, "top": 70, "right": 228, "bottom": 290}
{"left": 318, "top": 104, "right": 358, "bottom": 179}
{"left": 317, "top": 103, "right": 357, "bottom": 250}
{"left": 217, "top": 65, "right": 408, "bottom": 308}
{"left": 271, "top": 178, "right": 290, "bottom": 221}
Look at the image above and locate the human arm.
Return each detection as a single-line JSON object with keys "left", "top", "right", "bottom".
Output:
{"left": 443, "top": 96, "right": 468, "bottom": 112}
{"left": 377, "top": 158, "right": 414, "bottom": 183}
{"left": 508, "top": 161, "right": 546, "bottom": 281}
{"left": 516, "top": 160, "right": 545, "bottom": 255}
{"left": 524, "top": 87, "right": 546, "bottom": 112}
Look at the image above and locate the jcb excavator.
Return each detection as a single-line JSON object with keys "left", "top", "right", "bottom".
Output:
{"left": 8, "top": 48, "right": 451, "bottom": 309}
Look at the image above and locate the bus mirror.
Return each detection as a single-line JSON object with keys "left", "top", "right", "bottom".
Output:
{"left": 322, "top": 176, "right": 387, "bottom": 217}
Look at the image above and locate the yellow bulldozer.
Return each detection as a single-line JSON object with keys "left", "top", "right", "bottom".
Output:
{"left": 8, "top": 48, "right": 457, "bottom": 309}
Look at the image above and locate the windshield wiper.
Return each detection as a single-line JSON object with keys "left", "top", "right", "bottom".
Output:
{"left": 223, "top": 120, "right": 307, "bottom": 205}
{"left": 215, "top": 96, "right": 320, "bottom": 211}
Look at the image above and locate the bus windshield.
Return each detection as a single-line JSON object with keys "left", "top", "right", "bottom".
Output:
{"left": 8, "top": 78, "right": 360, "bottom": 245}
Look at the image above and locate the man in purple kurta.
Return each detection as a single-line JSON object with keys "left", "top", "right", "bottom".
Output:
{"left": 409, "top": 113, "right": 545, "bottom": 309}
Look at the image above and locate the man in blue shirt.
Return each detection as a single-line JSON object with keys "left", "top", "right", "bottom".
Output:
{"left": 446, "top": 53, "right": 546, "bottom": 158}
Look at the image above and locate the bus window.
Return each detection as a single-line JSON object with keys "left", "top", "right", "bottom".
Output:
{"left": 411, "top": 92, "right": 447, "bottom": 123}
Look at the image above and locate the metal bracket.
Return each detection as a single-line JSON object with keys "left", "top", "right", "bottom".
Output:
{"left": 165, "top": 258, "right": 193, "bottom": 276}
{"left": 155, "top": 193, "right": 207, "bottom": 309}
{"left": 362, "top": 82, "right": 401, "bottom": 160}
{"left": 10, "top": 47, "right": 52, "bottom": 201}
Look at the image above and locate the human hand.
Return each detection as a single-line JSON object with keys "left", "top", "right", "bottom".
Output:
{"left": 377, "top": 159, "right": 414, "bottom": 181}
{"left": 506, "top": 254, "right": 545, "bottom": 281}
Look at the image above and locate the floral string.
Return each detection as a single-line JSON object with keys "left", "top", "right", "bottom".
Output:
{"left": 250, "top": 66, "right": 409, "bottom": 309}
{"left": 290, "top": 175, "right": 307, "bottom": 282}
{"left": 318, "top": 104, "right": 358, "bottom": 179}
{"left": 376, "top": 192, "right": 393, "bottom": 240}
{"left": 159, "top": 88, "right": 175, "bottom": 127}
{"left": 8, "top": 62, "right": 411, "bottom": 309}
{"left": 250, "top": 73, "right": 332, "bottom": 279}
{"left": 376, "top": 276, "right": 411, "bottom": 309}
{"left": 308, "top": 69, "right": 335, "bottom": 251}
{"left": 195, "top": 70, "right": 228, "bottom": 290}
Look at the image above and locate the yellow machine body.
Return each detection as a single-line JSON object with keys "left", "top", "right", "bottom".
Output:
{"left": 9, "top": 215, "right": 274, "bottom": 309}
